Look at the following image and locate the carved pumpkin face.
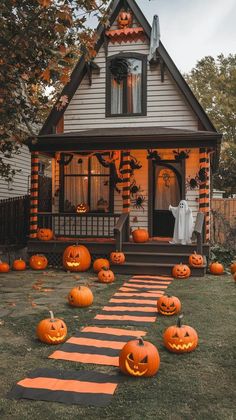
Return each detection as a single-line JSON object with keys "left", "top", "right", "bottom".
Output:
{"left": 37, "top": 228, "right": 53, "bottom": 241}
{"left": 110, "top": 251, "right": 125, "bottom": 265}
{"left": 98, "top": 267, "right": 115, "bottom": 283}
{"left": 209, "top": 262, "right": 224, "bottom": 275}
{"left": 118, "top": 11, "right": 133, "bottom": 28}
{"left": 157, "top": 295, "right": 181, "bottom": 316}
{"left": 76, "top": 203, "right": 89, "bottom": 213}
{"left": 13, "top": 259, "right": 26, "bottom": 271}
{"left": 0, "top": 261, "right": 10, "bottom": 273}
{"left": 119, "top": 338, "right": 160, "bottom": 377}
{"left": 68, "top": 285, "right": 93, "bottom": 307}
{"left": 63, "top": 245, "right": 91, "bottom": 272}
{"left": 132, "top": 228, "right": 149, "bottom": 243}
{"left": 36, "top": 311, "right": 67, "bottom": 344}
{"left": 172, "top": 263, "right": 191, "bottom": 279}
{"left": 230, "top": 262, "right": 236, "bottom": 274}
{"left": 163, "top": 315, "right": 198, "bottom": 353}
{"left": 93, "top": 258, "right": 110, "bottom": 273}
{"left": 189, "top": 251, "right": 204, "bottom": 267}
{"left": 29, "top": 255, "right": 48, "bottom": 270}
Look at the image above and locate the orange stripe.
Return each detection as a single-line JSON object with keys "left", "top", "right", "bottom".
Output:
{"left": 109, "top": 298, "right": 157, "bottom": 304}
{"left": 129, "top": 279, "right": 172, "bottom": 285}
{"left": 18, "top": 377, "right": 117, "bottom": 394}
{"left": 81, "top": 326, "right": 146, "bottom": 336}
{"left": 94, "top": 314, "right": 156, "bottom": 322}
{"left": 132, "top": 275, "right": 173, "bottom": 280}
{"left": 122, "top": 283, "right": 168, "bottom": 289}
{"left": 67, "top": 337, "right": 126, "bottom": 349}
{"left": 114, "top": 292, "right": 164, "bottom": 297}
{"left": 49, "top": 351, "right": 119, "bottom": 366}
{"left": 102, "top": 306, "right": 157, "bottom": 313}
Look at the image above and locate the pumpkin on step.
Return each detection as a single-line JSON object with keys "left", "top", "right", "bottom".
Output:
{"left": 157, "top": 295, "right": 181, "bottom": 316}
{"left": 132, "top": 227, "right": 149, "bottom": 243}
{"left": 13, "top": 259, "right": 26, "bottom": 271}
{"left": 110, "top": 251, "right": 125, "bottom": 265}
{"left": 29, "top": 254, "right": 48, "bottom": 270}
{"left": 68, "top": 285, "right": 93, "bottom": 307}
{"left": 172, "top": 263, "right": 191, "bottom": 279}
{"left": 189, "top": 251, "right": 204, "bottom": 268}
{"left": 209, "top": 261, "right": 224, "bottom": 275}
{"left": 163, "top": 314, "right": 198, "bottom": 353}
{"left": 63, "top": 245, "right": 91, "bottom": 272}
{"left": 93, "top": 258, "right": 110, "bottom": 273}
{"left": 98, "top": 267, "right": 115, "bottom": 283}
{"left": 0, "top": 261, "right": 10, "bottom": 273}
{"left": 36, "top": 311, "right": 67, "bottom": 344}
{"left": 37, "top": 228, "right": 53, "bottom": 241}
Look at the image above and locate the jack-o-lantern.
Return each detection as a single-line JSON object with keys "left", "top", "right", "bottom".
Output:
{"left": 163, "top": 314, "right": 198, "bottom": 353}
{"left": 37, "top": 228, "right": 53, "bottom": 241}
{"left": 29, "top": 254, "right": 48, "bottom": 270}
{"left": 118, "top": 10, "right": 133, "bottom": 29}
{"left": 189, "top": 251, "right": 204, "bottom": 268}
{"left": 93, "top": 258, "right": 110, "bottom": 273}
{"left": 157, "top": 295, "right": 181, "bottom": 316}
{"left": 68, "top": 285, "right": 93, "bottom": 307}
{"left": 230, "top": 262, "right": 236, "bottom": 274}
{"left": 209, "top": 261, "right": 224, "bottom": 275}
{"left": 119, "top": 337, "right": 160, "bottom": 377}
{"left": 13, "top": 259, "right": 26, "bottom": 271}
{"left": 110, "top": 251, "right": 125, "bottom": 265}
{"left": 36, "top": 311, "right": 67, "bottom": 344}
{"left": 132, "top": 228, "right": 149, "bottom": 243}
{"left": 76, "top": 203, "right": 89, "bottom": 213}
{"left": 0, "top": 261, "right": 10, "bottom": 273}
{"left": 63, "top": 244, "right": 91, "bottom": 272}
{"left": 172, "top": 263, "right": 191, "bottom": 279}
{"left": 98, "top": 267, "right": 115, "bottom": 283}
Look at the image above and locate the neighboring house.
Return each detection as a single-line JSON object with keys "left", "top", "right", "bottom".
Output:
{"left": 27, "top": 0, "right": 222, "bottom": 276}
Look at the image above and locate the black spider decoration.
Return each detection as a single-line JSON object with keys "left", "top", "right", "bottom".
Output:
{"left": 198, "top": 167, "right": 207, "bottom": 183}
{"left": 130, "top": 180, "right": 142, "bottom": 197}
{"left": 147, "top": 149, "right": 162, "bottom": 162}
{"left": 131, "top": 195, "right": 146, "bottom": 211}
{"left": 173, "top": 149, "right": 190, "bottom": 160}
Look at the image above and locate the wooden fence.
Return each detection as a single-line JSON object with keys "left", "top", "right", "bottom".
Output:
{"left": 0, "top": 195, "right": 30, "bottom": 246}
{"left": 211, "top": 198, "right": 236, "bottom": 245}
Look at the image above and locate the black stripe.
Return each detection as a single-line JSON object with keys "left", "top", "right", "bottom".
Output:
{"left": 30, "top": 205, "right": 38, "bottom": 209}
{"left": 97, "top": 310, "right": 157, "bottom": 317}
{"left": 123, "top": 204, "right": 130, "bottom": 208}
{"left": 93, "top": 319, "right": 155, "bottom": 326}
{"left": 23, "top": 369, "right": 119, "bottom": 382}
{"left": 58, "top": 343, "right": 119, "bottom": 356}
{"left": 74, "top": 331, "right": 143, "bottom": 341}
{"left": 31, "top": 171, "right": 39, "bottom": 176}
{"left": 120, "top": 285, "right": 165, "bottom": 291}
{"left": 111, "top": 295, "right": 159, "bottom": 302}
{"left": 122, "top": 195, "right": 130, "bottom": 200}
{"left": 121, "top": 169, "right": 132, "bottom": 175}
{"left": 199, "top": 203, "right": 209, "bottom": 208}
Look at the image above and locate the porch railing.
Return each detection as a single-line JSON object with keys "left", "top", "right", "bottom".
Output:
{"left": 114, "top": 213, "right": 130, "bottom": 251}
{"left": 38, "top": 212, "right": 121, "bottom": 238}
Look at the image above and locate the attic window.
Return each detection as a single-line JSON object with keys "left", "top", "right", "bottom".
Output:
{"left": 106, "top": 53, "right": 147, "bottom": 117}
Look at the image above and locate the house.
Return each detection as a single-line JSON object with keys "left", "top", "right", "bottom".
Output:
{"left": 27, "top": 0, "right": 222, "bottom": 276}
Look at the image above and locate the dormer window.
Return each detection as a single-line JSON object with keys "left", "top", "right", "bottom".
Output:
{"left": 106, "top": 53, "right": 147, "bottom": 117}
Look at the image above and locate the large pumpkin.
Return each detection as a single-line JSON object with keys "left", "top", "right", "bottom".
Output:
{"left": 13, "top": 259, "right": 26, "bottom": 271}
{"left": 93, "top": 258, "right": 110, "bottom": 273}
{"left": 172, "top": 263, "right": 191, "bottom": 279}
{"left": 132, "top": 227, "right": 149, "bottom": 243}
{"left": 98, "top": 267, "right": 115, "bottom": 283}
{"left": 189, "top": 251, "right": 204, "bottom": 268}
{"left": 209, "top": 261, "right": 224, "bottom": 275}
{"left": 37, "top": 228, "right": 53, "bottom": 241}
{"left": 230, "top": 262, "right": 236, "bottom": 274}
{"left": 63, "top": 245, "right": 91, "bottom": 272}
{"left": 68, "top": 285, "right": 93, "bottom": 307}
{"left": 110, "top": 251, "right": 125, "bottom": 265}
{"left": 118, "top": 10, "right": 133, "bottom": 29}
{"left": 29, "top": 254, "right": 48, "bottom": 270}
{"left": 36, "top": 311, "right": 67, "bottom": 344}
{"left": 119, "top": 337, "right": 160, "bottom": 377}
{"left": 163, "top": 315, "right": 198, "bottom": 353}
{"left": 157, "top": 295, "right": 181, "bottom": 316}
{"left": 0, "top": 261, "right": 10, "bottom": 273}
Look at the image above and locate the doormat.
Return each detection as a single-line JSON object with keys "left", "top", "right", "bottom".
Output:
{"left": 49, "top": 326, "right": 147, "bottom": 366}
{"left": 8, "top": 368, "right": 121, "bottom": 407}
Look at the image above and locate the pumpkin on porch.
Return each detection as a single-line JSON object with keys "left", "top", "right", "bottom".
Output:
{"left": 93, "top": 258, "right": 110, "bottom": 273}
{"left": 76, "top": 203, "right": 89, "bottom": 213}
{"left": 12, "top": 259, "right": 26, "bottom": 271}
{"left": 230, "top": 262, "right": 236, "bottom": 274}
{"left": 132, "top": 227, "right": 149, "bottom": 243}
{"left": 68, "top": 285, "right": 93, "bottom": 307}
{"left": 110, "top": 251, "right": 125, "bottom": 265}
{"left": 119, "top": 337, "right": 160, "bottom": 377}
{"left": 163, "top": 314, "right": 198, "bottom": 353}
{"left": 29, "top": 254, "right": 48, "bottom": 270}
{"left": 188, "top": 251, "right": 204, "bottom": 268}
{"left": 118, "top": 10, "right": 133, "bottom": 29}
{"left": 172, "top": 263, "right": 191, "bottom": 279}
{"left": 63, "top": 244, "right": 91, "bottom": 272}
{"left": 157, "top": 295, "right": 181, "bottom": 316}
{"left": 37, "top": 228, "right": 54, "bottom": 241}
{"left": 98, "top": 267, "right": 115, "bottom": 283}
{"left": 0, "top": 261, "right": 10, "bottom": 273}
{"left": 36, "top": 311, "right": 67, "bottom": 345}
{"left": 209, "top": 261, "right": 224, "bottom": 275}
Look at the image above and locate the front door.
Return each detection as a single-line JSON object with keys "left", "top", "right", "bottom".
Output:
{"left": 152, "top": 162, "right": 183, "bottom": 237}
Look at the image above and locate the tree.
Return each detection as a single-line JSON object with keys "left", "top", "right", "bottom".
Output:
{"left": 0, "top": 0, "right": 109, "bottom": 181}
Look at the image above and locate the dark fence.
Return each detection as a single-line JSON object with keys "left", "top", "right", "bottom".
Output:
{"left": 0, "top": 195, "right": 30, "bottom": 246}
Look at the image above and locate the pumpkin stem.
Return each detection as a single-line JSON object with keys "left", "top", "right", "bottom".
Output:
{"left": 177, "top": 314, "right": 183, "bottom": 327}
{"left": 138, "top": 337, "right": 144, "bottom": 346}
{"left": 102, "top": 266, "right": 109, "bottom": 271}
{"left": 49, "top": 311, "right": 55, "bottom": 321}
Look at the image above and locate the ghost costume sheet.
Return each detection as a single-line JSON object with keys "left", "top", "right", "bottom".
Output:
{"left": 169, "top": 200, "right": 194, "bottom": 245}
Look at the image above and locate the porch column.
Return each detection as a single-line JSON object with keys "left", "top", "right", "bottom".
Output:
{"left": 29, "top": 151, "right": 39, "bottom": 238}
{"left": 120, "top": 151, "right": 132, "bottom": 213}
{"left": 199, "top": 148, "right": 210, "bottom": 241}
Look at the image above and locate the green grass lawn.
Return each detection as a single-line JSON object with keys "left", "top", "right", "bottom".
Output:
{"left": 0, "top": 270, "right": 235, "bottom": 420}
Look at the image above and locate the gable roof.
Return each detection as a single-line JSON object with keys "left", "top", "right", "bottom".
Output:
{"left": 40, "top": 0, "right": 217, "bottom": 135}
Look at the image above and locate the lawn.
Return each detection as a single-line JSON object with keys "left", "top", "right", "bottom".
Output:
{"left": 0, "top": 269, "right": 235, "bottom": 420}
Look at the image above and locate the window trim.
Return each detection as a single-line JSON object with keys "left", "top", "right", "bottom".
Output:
{"left": 106, "top": 52, "right": 147, "bottom": 118}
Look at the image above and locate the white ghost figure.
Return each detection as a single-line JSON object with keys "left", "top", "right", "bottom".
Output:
{"left": 169, "top": 200, "right": 194, "bottom": 245}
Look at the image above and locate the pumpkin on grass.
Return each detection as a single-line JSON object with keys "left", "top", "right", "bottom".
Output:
{"left": 132, "top": 227, "right": 149, "bottom": 243}
{"left": 209, "top": 261, "right": 224, "bottom": 275}
{"left": 68, "top": 285, "right": 93, "bottom": 307}
{"left": 63, "top": 244, "right": 91, "bottom": 272}
{"left": 163, "top": 314, "right": 198, "bottom": 353}
{"left": 233, "top": 272, "right": 236, "bottom": 282}
{"left": 36, "top": 311, "right": 67, "bottom": 344}
{"left": 157, "top": 295, "right": 181, "bottom": 316}
{"left": 119, "top": 337, "right": 160, "bottom": 377}
{"left": 13, "top": 259, "right": 26, "bottom": 271}
{"left": 230, "top": 262, "right": 236, "bottom": 274}
{"left": 37, "top": 228, "right": 53, "bottom": 241}
{"left": 29, "top": 254, "right": 48, "bottom": 270}
{"left": 93, "top": 258, "right": 110, "bottom": 273}
{"left": 110, "top": 251, "right": 125, "bottom": 265}
{"left": 0, "top": 261, "right": 10, "bottom": 273}
{"left": 189, "top": 251, "right": 204, "bottom": 268}
{"left": 98, "top": 267, "right": 115, "bottom": 283}
{"left": 172, "top": 263, "right": 191, "bottom": 279}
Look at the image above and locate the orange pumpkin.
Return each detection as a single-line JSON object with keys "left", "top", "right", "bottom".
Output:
{"left": 110, "top": 251, "right": 125, "bottom": 265}
{"left": 93, "top": 258, "right": 110, "bottom": 273}
{"left": 233, "top": 272, "right": 236, "bottom": 282}
{"left": 36, "top": 311, "right": 67, "bottom": 345}
{"left": 76, "top": 203, "right": 89, "bottom": 213}
{"left": 163, "top": 314, "right": 198, "bottom": 353}
{"left": 230, "top": 262, "right": 236, "bottom": 274}
{"left": 63, "top": 245, "right": 91, "bottom": 272}
{"left": 189, "top": 251, "right": 204, "bottom": 268}
{"left": 119, "top": 337, "right": 160, "bottom": 377}
{"left": 118, "top": 10, "right": 133, "bottom": 28}
{"left": 172, "top": 263, "right": 191, "bottom": 279}
{"left": 37, "top": 228, "right": 53, "bottom": 241}
{"left": 29, "top": 254, "right": 48, "bottom": 270}
{"left": 0, "top": 261, "right": 10, "bottom": 273}
{"left": 132, "top": 227, "right": 149, "bottom": 243}
{"left": 12, "top": 259, "right": 26, "bottom": 271}
{"left": 98, "top": 267, "right": 115, "bottom": 283}
{"left": 209, "top": 261, "right": 224, "bottom": 275}
{"left": 157, "top": 295, "right": 181, "bottom": 316}
{"left": 68, "top": 285, "right": 93, "bottom": 307}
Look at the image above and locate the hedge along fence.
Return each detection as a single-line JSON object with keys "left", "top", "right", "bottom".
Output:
{"left": 0, "top": 195, "right": 30, "bottom": 246}
{"left": 211, "top": 198, "right": 236, "bottom": 246}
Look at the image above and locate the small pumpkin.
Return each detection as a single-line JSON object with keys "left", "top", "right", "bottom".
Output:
{"left": 98, "top": 267, "right": 115, "bottom": 283}
{"left": 233, "top": 272, "right": 236, "bottom": 282}
{"left": 230, "top": 262, "right": 236, "bottom": 274}
{"left": 157, "top": 295, "right": 181, "bottom": 316}
{"left": 119, "top": 337, "right": 160, "bottom": 377}
{"left": 0, "top": 261, "right": 10, "bottom": 273}
{"left": 209, "top": 261, "right": 224, "bottom": 275}
{"left": 13, "top": 259, "right": 26, "bottom": 271}
{"left": 29, "top": 254, "right": 48, "bottom": 270}
{"left": 163, "top": 314, "right": 198, "bottom": 353}
{"left": 68, "top": 285, "right": 93, "bottom": 307}
{"left": 76, "top": 203, "right": 89, "bottom": 213}
{"left": 93, "top": 258, "right": 110, "bottom": 273}
{"left": 132, "top": 227, "right": 149, "bottom": 243}
{"left": 172, "top": 263, "right": 191, "bottom": 279}
{"left": 63, "top": 244, "right": 91, "bottom": 272}
{"left": 189, "top": 251, "right": 204, "bottom": 268}
{"left": 118, "top": 10, "right": 133, "bottom": 29}
{"left": 37, "top": 228, "right": 53, "bottom": 241}
{"left": 110, "top": 250, "right": 125, "bottom": 265}
{"left": 36, "top": 311, "right": 67, "bottom": 344}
